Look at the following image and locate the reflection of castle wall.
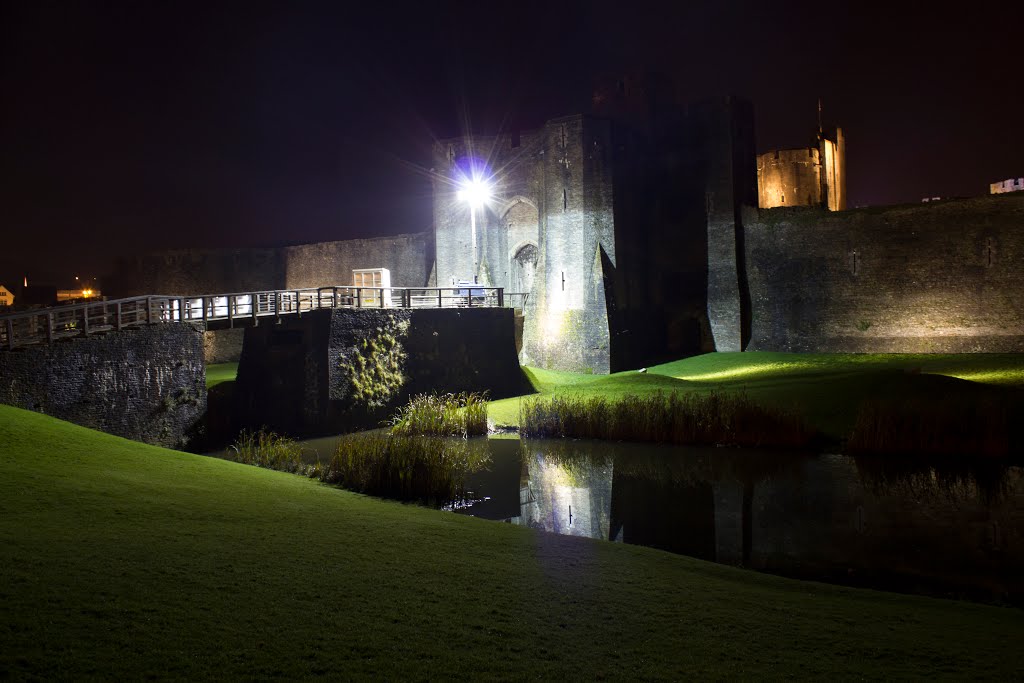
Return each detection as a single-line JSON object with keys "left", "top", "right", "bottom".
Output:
{"left": 516, "top": 440, "right": 1024, "bottom": 600}
{"left": 518, "top": 451, "right": 614, "bottom": 540}
{"left": 713, "top": 482, "right": 744, "bottom": 565}
{"left": 611, "top": 474, "right": 716, "bottom": 558}
{"left": 744, "top": 456, "right": 867, "bottom": 573}
{"left": 712, "top": 455, "right": 1024, "bottom": 599}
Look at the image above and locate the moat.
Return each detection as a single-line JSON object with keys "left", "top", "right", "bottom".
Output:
{"left": 222, "top": 435, "right": 1024, "bottom": 605}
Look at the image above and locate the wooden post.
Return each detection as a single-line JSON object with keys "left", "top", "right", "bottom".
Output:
{"left": 228, "top": 295, "right": 235, "bottom": 328}
{"left": 201, "top": 296, "right": 209, "bottom": 325}
{"left": 115, "top": 303, "right": 123, "bottom": 331}
{"left": 497, "top": 288, "right": 504, "bottom": 308}
{"left": 275, "top": 292, "right": 281, "bottom": 323}
{"left": 437, "top": 288, "right": 442, "bottom": 308}
{"left": 252, "top": 294, "right": 259, "bottom": 325}
{"left": 83, "top": 305, "right": 90, "bottom": 336}
{"left": 147, "top": 297, "right": 153, "bottom": 325}
{"left": 356, "top": 288, "right": 362, "bottom": 308}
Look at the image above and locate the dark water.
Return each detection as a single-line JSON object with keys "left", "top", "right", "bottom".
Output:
{"left": 465, "top": 439, "right": 1023, "bottom": 604}
{"left": 235, "top": 434, "right": 1024, "bottom": 604}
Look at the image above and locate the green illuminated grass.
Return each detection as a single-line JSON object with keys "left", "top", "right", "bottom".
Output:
{"left": 1, "top": 404, "right": 1022, "bottom": 679}
{"left": 489, "top": 353, "right": 1024, "bottom": 440}
{"left": 205, "top": 361, "right": 238, "bottom": 389}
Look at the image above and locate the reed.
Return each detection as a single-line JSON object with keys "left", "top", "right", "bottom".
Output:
{"left": 319, "top": 432, "right": 490, "bottom": 506}
{"left": 847, "top": 397, "right": 1012, "bottom": 457}
{"left": 228, "top": 428, "right": 303, "bottom": 472}
{"left": 519, "top": 391, "right": 813, "bottom": 448}
{"left": 388, "top": 392, "right": 488, "bottom": 437}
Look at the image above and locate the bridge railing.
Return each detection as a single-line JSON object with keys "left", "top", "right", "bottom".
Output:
{"left": 1, "top": 285, "right": 516, "bottom": 349}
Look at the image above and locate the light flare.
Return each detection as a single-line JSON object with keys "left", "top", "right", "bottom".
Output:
{"left": 456, "top": 177, "right": 492, "bottom": 208}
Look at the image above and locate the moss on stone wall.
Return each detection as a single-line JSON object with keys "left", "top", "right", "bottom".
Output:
{"left": 337, "top": 320, "right": 410, "bottom": 409}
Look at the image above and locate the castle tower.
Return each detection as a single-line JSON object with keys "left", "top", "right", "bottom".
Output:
{"left": 757, "top": 126, "right": 846, "bottom": 211}
{"left": 431, "top": 116, "right": 616, "bottom": 373}
{"left": 688, "top": 97, "right": 758, "bottom": 352}
{"left": 521, "top": 115, "right": 616, "bottom": 373}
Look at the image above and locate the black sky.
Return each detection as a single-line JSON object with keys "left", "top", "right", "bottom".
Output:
{"left": 1, "top": 1, "right": 1020, "bottom": 286}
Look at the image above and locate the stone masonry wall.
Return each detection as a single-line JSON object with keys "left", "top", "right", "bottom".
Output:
{"left": 433, "top": 117, "right": 615, "bottom": 373}
{"left": 235, "top": 307, "right": 522, "bottom": 436}
{"left": 283, "top": 233, "right": 433, "bottom": 289}
{"left": 203, "top": 329, "right": 245, "bottom": 364}
{"left": 522, "top": 115, "right": 616, "bottom": 373}
{"left": 110, "top": 248, "right": 286, "bottom": 297}
{"left": 698, "top": 98, "right": 759, "bottom": 353}
{"left": 757, "top": 148, "right": 822, "bottom": 209}
{"left": 0, "top": 323, "right": 206, "bottom": 448}
{"left": 744, "top": 193, "right": 1024, "bottom": 352}
{"left": 109, "top": 233, "right": 431, "bottom": 298}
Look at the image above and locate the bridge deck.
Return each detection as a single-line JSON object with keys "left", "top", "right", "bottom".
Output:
{"left": 0, "top": 285, "right": 527, "bottom": 350}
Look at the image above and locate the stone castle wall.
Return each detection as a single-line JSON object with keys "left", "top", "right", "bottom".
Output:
{"left": 283, "top": 233, "right": 434, "bottom": 290}
{"left": 757, "top": 148, "right": 822, "bottom": 209}
{"left": 432, "top": 115, "right": 616, "bottom": 374}
{"left": 234, "top": 308, "right": 523, "bottom": 435}
{"left": 698, "top": 98, "right": 759, "bottom": 353}
{"left": 0, "top": 323, "right": 206, "bottom": 448}
{"left": 743, "top": 193, "right": 1024, "bottom": 352}
{"left": 110, "top": 233, "right": 431, "bottom": 297}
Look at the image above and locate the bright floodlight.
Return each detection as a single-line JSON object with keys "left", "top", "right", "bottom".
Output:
{"left": 456, "top": 177, "right": 492, "bottom": 208}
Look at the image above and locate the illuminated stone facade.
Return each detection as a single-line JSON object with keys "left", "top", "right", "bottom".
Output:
{"left": 110, "top": 88, "right": 1024, "bottom": 372}
{"left": 432, "top": 96, "right": 758, "bottom": 371}
{"left": 432, "top": 115, "right": 617, "bottom": 373}
{"left": 743, "top": 193, "right": 1024, "bottom": 352}
{"left": 757, "top": 128, "right": 846, "bottom": 211}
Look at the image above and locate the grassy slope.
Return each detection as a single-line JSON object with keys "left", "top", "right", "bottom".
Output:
{"left": 205, "top": 361, "right": 238, "bottom": 389}
{"left": 489, "top": 352, "right": 1024, "bottom": 438}
{"left": 1, "top": 405, "right": 1022, "bottom": 679}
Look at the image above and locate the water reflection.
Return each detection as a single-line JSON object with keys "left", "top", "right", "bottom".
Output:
{"left": 272, "top": 434, "right": 1022, "bottom": 603}
{"left": 491, "top": 440, "right": 1023, "bottom": 604}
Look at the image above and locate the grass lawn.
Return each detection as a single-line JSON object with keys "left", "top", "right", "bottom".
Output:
{"left": 490, "top": 352, "right": 1024, "bottom": 440}
{"left": 1, "top": 404, "right": 1022, "bottom": 679}
{"left": 205, "top": 361, "right": 238, "bottom": 389}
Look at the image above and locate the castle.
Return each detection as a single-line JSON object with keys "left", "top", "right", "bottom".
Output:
{"left": 757, "top": 127, "right": 846, "bottom": 211}
{"left": 113, "top": 79, "right": 1024, "bottom": 372}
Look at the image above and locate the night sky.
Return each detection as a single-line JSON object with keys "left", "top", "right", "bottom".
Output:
{"left": 1, "top": 1, "right": 1020, "bottom": 287}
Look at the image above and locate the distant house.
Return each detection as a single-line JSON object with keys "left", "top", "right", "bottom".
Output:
{"left": 990, "top": 178, "right": 1024, "bottom": 194}
{"left": 0, "top": 285, "right": 13, "bottom": 308}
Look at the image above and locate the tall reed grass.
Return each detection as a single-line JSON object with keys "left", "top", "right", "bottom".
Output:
{"left": 229, "top": 428, "right": 303, "bottom": 472}
{"left": 519, "top": 391, "right": 813, "bottom": 448}
{"left": 847, "top": 397, "right": 1011, "bottom": 457}
{"left": 317, "top": 431, "right": 490, "bottom": 505}
{"left": 853, "top": 454, "right": 1010, "bottom": 503}
{"left": 388, "top": 392, "right": 488, "bottom": 437}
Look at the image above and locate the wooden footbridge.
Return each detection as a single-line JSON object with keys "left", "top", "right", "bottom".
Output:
{"left": 0, "top": 285, "right": 525, "bottom": 350}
